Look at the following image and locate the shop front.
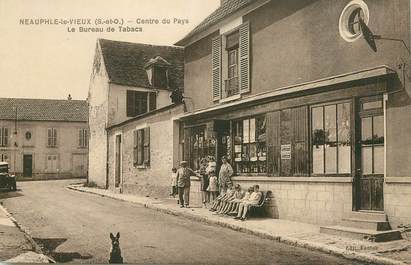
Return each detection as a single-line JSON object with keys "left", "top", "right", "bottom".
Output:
{"left": 180, "top": 67, "right": 396, "bottom": 226}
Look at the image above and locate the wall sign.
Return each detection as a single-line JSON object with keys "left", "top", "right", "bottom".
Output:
{"left": 281, "top": 144, "right": 291, "bottom": 160}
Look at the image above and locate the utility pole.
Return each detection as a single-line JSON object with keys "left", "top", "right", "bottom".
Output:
{"left": 13, "top": 106, "right": 17, "bottom": 175}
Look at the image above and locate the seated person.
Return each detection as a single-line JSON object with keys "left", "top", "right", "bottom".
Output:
{"left": 227, "top": 186, "right": 254, "bottom": 215}
{"left": 234, "top": 185, "right": 263, "bottom": 221}
{"left": 209, "top": 183, "right": 233, "bottom": 212}
{"left": 218, "top": 184, "right": 245, "bottom": 214}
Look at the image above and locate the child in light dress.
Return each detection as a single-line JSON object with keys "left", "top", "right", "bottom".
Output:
{"left": 170, "top": 167, "right": 178, "bottom": 198}
{"left": 218, "top": 184, "right": 245, "bottom": 214}
{"left": 227, "top": 186, "right": 254, "bottom": 215}
{"left": 207, "top": 170, "right": 218, "bottom": 202}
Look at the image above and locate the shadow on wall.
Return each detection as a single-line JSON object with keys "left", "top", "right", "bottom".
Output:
{"left": 388, "top": 73, "right": 411, "bottom": 108}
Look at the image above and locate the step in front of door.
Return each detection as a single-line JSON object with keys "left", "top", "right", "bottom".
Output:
{"left": 340, "top": 218, "right": 391, "bottom": 231}
{"left": 320, "top": 225, "right": 402, "bottom": 242}
{"left": 349, "top": 211, "right": 387, "bottom": 222}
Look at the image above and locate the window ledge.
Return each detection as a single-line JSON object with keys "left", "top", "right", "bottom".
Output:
{"left": 219, "top": 94, "right": 241, "bottom": 104}
{"left": 231, "top": 176, "right": 353, "bottom": 183}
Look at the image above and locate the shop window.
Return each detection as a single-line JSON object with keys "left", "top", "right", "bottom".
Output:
{"left": 0, "top": 154, "right": 8, "bottom": 162}
{"left": 233, "top": 116, "right": 267, "bottom": 174}
{"left": 0, "top": 128, "right": 8, "bottom": 147}
{"left": 188, "top": 126, "right": 216, "bottom": 171}
{"left": 312, "top": 102, "right": 351, "bottom": 175}
{"left": 133, "top": 127, "right": 150, "bottom": 166}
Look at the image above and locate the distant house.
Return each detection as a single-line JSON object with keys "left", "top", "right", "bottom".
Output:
{"left": 0, "top": 98, "right": 88, "bottom": 179}
{"left": 175, "top": 0, "right": 411, "bottom": 234}
{"left": 88, "top": 39, "right": 184, "bottom": 196}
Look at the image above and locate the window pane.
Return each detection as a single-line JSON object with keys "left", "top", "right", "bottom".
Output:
{"left": 361, "top": 117, "right": 372, "bottom": 144}
{"left": 325, "top": 105, "right": 337, "bottom": 143}
{"left": 312, "top": 107, "right": 324, "bottom": 174}
{"left": 373, "top": 115, "right": 384, "bottom": 145}
{"left": 362, "top": 146, "right": 373, "bottom": 174}
{"left": 374, "top": 146, "right": 384, "bottom": 174}
{"left": 338, "top": 145, "right": 351, "bottom": 173}
{"left": 337, "top": 103, "right": 351, "bottom": 144}
{"left": 325, "top": 146, "right": 337, "bottom": 173}
{"left": 249, "top": 118, "right": 256, "bottom": 143}
{"left": 243, "top": 119, "right": 249, "bottom": 143}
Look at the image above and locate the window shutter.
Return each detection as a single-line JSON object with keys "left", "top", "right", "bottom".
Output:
{"left": 149, "top": 92, "right": 156, "bottom": 111}
{"left": 239, "top": 22, "right": 250, "bottom": 93}
{"left": 53, "top": 129, "right": 57, "bottom": 146}
{"left": 266, "top": 111, "right": 280, "bottom": 176}
{"left": 126, "top": 90, "right": 136, "bottom": 117}
{"left": 212, "top": 35, "right": 222, "bottom": 101}
{"left": 79, "top": 129, "right": 82, "bottom": 147}
{"left": 137, "top": 130, "right": 143, "bottom": 165}
{"left": 84, "top": 130, "right": 88, "bottom": 147}
{"left": 144, "top": 127, "right": 150, "bottom": 164}
{"left": 0, "top": 128, "right": 2, "bottom": 146}
{"left": 48, "top": 129, "right": 52, "bottom": 146}
{"left": 133, "top": 130, "right": 138, "bottom": 164}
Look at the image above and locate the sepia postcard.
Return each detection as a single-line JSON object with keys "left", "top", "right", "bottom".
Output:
{"left": 1, "top": 0, "right": 411, "bottom": 264}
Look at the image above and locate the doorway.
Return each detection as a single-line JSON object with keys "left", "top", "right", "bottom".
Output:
{"left": 355, "top": 97, "right": 384, "bottom": 211}
{"left": 23, "top": 154, "right": 33, "bottom": 177}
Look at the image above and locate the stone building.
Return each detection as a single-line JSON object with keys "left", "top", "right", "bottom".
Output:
{"left": 175, "top": 0, "right": 411, "bottom": 238}
{"left": 0, "top": 98, "right": 88, "bottom": 179}
{"left": 88, "top": 39, "right": 184, "bottom": 196}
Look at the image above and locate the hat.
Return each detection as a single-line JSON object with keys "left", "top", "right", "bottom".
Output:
{"left": 180, "top": 161, "right": 188, "bottom": 165}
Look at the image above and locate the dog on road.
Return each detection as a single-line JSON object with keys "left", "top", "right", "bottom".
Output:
{"left": 109, "top": 232, "right": 123, "bottom": 264}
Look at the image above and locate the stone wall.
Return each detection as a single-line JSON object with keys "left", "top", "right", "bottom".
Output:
{"left": 385, "top": 182, "right": 411, "bottom": 229}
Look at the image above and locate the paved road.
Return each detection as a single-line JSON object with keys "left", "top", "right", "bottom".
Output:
{"left": 0, "top": 180, "right": 365, "bottom": 264}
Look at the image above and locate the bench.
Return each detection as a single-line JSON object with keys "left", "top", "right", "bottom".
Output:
{"left": 247, "top": 191, "right": 271, "bottom": 218}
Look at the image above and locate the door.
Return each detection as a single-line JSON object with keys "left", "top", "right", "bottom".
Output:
{"left": 215, "top": 120, "right": 230, "bottom": 171}
{"left": 356, "top": 97, "right": 384, "bottom": 211}
{"left": 23, "top": 154, "right": 32, "bottom": 177}
{"left": 115, "top": 135, "right": 121, "bottom": 187}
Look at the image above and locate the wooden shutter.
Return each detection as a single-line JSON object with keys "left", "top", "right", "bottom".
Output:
{"left": 239, "top": 22, "right": 250, "bottom": 93}
{"left": 212, "top": 35, "right": 222, "bottom": 101}
{"left": 47, "top": 128, "right": 52, "bottom": 146}
{"left": 78, "top": 129, "right": 82, "bottom": 147}
{"left": 149, "top": 92, "right": 156, "bottom": 111}
{"left": 53, "top": 129, "right": 57, "bottom": 146}
{"left": 0, "top": 128, "right": 2, "bottom": 146}
{"left": 143, "top": 127, "right": 150, "bottom": 165}
{"left": 292, "top": 106, "right": 309, "bottom": 176}
{"left": 137, "top": 129, "right": 143, "bottom": 165}
{"left": 266, "top": 111, "right": 280, "bottom": 176}
{"left": 133, "top": 130, "right": 138, "bottom": 164}
{"left": 126, "top": 90, "right": 136, "bottom": 117}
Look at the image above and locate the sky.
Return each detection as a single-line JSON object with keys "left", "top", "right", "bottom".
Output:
{"left": 0, "top": 0, "right": 220, "bottom": 100}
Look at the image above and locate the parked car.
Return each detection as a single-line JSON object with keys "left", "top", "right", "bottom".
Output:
{"left": 0, "top": 162, "right": 17, "bottom": 191}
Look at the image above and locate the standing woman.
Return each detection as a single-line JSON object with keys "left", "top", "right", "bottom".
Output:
{"left": 199, "top": 158, "right": 209, "bottom": 208}
{"left": 218, "top": 156, "right": 233, "bottom": 195}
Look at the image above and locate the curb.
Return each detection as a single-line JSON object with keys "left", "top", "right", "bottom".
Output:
{"left": 67, "top": 185, "right": 407, "bottom": 265}
{"left": 0, "top": 203, "right": 56, "bottom": 263}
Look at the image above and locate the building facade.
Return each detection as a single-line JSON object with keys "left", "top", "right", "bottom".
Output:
{"left": 88, "top": 39, "right": 184, "bottom": 195}
{"left": 0, "top": 98, "right": 88, "bottom": 179}
{"left": 176, "top": 0, "right": 411, "bottom": 228}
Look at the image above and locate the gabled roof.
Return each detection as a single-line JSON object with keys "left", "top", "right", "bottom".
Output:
{"left": 175, "top": 0, "right": 255, "bottom": 46}
{"left": 0, "top": 98, "right": 88, "bottom": 122}
{"left": 98, "top": 39, "right": 184, "bottom": 90}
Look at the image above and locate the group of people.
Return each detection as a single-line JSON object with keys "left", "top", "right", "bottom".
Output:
{"left": 170, "top": 156, "right": 234, "bottom": 209}
{"left": 169, "top": 156, "right": 263, "bottom": 220}
{"left": 209, "top": 184, "right": 262, "bottom": 221}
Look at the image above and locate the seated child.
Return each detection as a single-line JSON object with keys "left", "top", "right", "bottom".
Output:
{"left": 226, "top": 186, "right": 254, "bottom": 215}
{"left": 216, "top": 184, "right": 240, "bottom": 214}
{"left": 209, "top": 183, "right": 233, "bottom": 212}
{"left": 218, "top": 184, "right": 244, "bottom": 214}
{"left": 234, "top": 185, "right": 263, "bottom": 221}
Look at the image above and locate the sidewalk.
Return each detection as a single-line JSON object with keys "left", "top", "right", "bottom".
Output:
{"left": 0, "top": 203, "right": 51, "bottom": 263}
{"left": 67, "top": 184, "right": 411, "bottom": 265}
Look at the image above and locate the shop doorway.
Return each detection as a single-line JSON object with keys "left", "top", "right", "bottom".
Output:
{"left": 355, "top": 97, "right": 384, "bottom": 211}
{"left": 23, "top": 154, "right": 32, "bottom": 177}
